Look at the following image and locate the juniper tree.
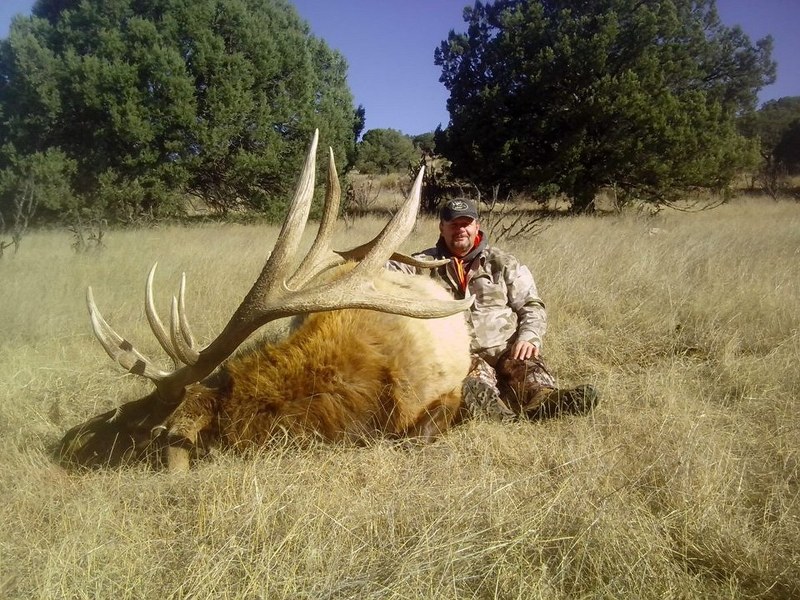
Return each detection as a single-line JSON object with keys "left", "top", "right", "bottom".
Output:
{"left": 435, "top": 0, "right": 775, "bottom": 210}
{"left": 0, "top": 0, "right": 358, "bottom": 219}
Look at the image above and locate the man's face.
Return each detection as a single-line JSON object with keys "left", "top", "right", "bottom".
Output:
{"left": 439, "top": 216, "right": 479, "bottom": 257}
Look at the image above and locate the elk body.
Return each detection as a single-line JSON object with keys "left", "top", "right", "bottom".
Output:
{"left": 57, "top": 132, "right": 472, "bottom": 471}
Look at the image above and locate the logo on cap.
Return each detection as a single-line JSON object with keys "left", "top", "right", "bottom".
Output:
{"left": 440, "top": 198, "right": 478, "bottom": 222}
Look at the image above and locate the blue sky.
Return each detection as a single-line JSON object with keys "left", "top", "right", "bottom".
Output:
{"left": 2, "top": 0, "right": 798, "bottom": 136}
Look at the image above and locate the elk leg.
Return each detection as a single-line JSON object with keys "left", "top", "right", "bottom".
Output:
{"left": 162, "top": 386, "right": 217, "bottom": 471}
{"left": 165, "top": 442, "right": 192, "bottom": 472}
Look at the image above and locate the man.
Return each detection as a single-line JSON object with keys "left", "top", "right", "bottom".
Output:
{"left": 388, "top": 198, "right": 598, "bottom": 421}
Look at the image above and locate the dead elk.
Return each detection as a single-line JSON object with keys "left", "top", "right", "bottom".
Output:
{"left": 56, "top": 131, "right": 472, "bottom": 471}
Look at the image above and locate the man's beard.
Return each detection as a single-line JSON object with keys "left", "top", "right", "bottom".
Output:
{"left": 450, "top": 237, "right": 471, "bottom": 254}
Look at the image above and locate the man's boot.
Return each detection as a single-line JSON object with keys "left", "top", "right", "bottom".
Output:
{"left": 524, "top": 384, "right": 599, "bottom": 420}
{"left": 495, "top": 353, "right": 559, "bottom": 416}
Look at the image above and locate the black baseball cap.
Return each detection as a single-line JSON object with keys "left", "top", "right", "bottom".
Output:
{"left": 439, "top": 198, "right": 478, "bottom": 222}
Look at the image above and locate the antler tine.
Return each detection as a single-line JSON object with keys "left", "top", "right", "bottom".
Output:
{"left": 170, "top": 294, "right": 198, "bottom": 365}
{"left": 145, "top": 263, "right": 182, "bottom": 366}
{"left": 146, "top": 264, "right": 198, "bottom": 366}
{"left": 349, "top": 166, "right": 427, "bottom": 276}
{"left": 239, "top": 130, "right": 319, "bottom": 311}
{"left": 177, "top": 273, "right": 196, "bottom": 348}
{"left": 87, "top": 287, "right": 169, "bottom": 380}
{"left": 337, "top": 243, "right": 450, "bottom": 269}
{"left": 286, "top": 146, "right": 345, "bottom": 289}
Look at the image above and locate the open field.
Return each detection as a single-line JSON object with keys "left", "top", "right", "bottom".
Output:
{"left": 1, "top": 198, "right": 798, "bottom": 599}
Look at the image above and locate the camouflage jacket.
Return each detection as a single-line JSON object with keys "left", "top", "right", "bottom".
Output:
{"left": 388, "top": 233, "right": 547, "bottom": 362}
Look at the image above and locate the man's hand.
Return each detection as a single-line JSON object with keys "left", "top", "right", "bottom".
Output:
{"left": 510, "top": 340, "right": 539, "bottom": 361}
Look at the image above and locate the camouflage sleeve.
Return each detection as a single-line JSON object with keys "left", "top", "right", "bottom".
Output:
{"left": 504, "top": 258, "right": 547, "bottom": 349}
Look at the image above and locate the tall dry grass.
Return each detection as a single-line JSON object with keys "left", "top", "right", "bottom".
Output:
{"left": 1, "top": 198, "right": 798, "bottom": 599}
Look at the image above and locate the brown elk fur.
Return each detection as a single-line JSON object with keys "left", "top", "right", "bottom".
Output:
{"left": 139, "top": 264, "right": 470, "bottom": 469}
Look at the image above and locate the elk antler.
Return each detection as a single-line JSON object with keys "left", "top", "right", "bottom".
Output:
{"left": 86, "top": 130, "right": 473, "bottom": 408}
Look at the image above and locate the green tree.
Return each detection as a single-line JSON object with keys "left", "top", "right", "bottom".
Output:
{"left": 0, "top": 146, "right": 76, "bottom": 253}
{"left": 774, "top": 121, "right": 800, "bottom": 175}
{"left": 740, "top": 97, "right": 800, "bottom": 174}
{"left": 0, "top": 0, "right": 357, "bottom": 219}
{"left": 412, "top": 132, "right": 436, "bottom": 155}
{"left": 435, "top": 0, "right": 775, "bottom": 211}
{"left": 355, "top": 128, "right": 418, "bottom": 174}
{"left": 740, "top": 98, "right": 800, "bottom": 148}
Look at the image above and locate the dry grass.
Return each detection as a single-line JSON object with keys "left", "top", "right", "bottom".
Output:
{"left": 1, "top": 197, "right": 798, "bottom": 599}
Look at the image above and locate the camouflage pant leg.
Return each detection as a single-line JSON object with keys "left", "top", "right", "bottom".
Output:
{"left": 495, "top": 353, "right": 558, "bottom": 413}
{"left": 461, "top": 356, "right": 517, "bottom": 422}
